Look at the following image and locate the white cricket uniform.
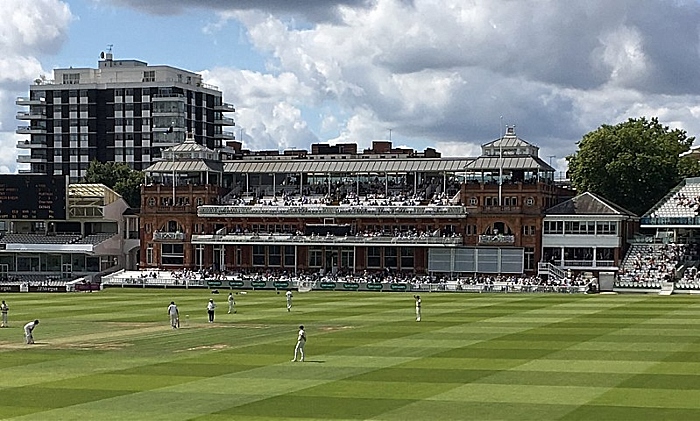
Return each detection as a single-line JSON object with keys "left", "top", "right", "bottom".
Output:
{"left": 228, "top": 294, "right": 235, "bottom": 313}
{"left": 292, "top": 328, "right": 306, "bottom": 361}
{"left": 1, "top": 302, "right": 8, "bottom": 327}
{"left": 286, "top": 290, "right": 293, "bottom": 311}
{"left": 168, "top": 303, "right": 179, "bottom": 328}
{"left": 24, "top": 321, "right": 37, "bottom": 344}
{"left": 207, "top": 300, "right": 216, "bottom": 322}
{"left": 415, "top": 297, "right": 422, "bottom": 322}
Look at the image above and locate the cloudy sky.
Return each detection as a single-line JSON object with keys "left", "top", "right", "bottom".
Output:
{"left": 4, "top": 0, "right": 700, "bottom": 175}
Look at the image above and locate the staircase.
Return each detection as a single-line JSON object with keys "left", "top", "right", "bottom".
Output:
{"left": 538, "top": 262, "right": 566, "bottom": 282}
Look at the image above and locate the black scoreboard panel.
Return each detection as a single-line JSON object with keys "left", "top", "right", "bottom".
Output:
{"left": 0, "top": 175, "right": 67, "bottom": 220}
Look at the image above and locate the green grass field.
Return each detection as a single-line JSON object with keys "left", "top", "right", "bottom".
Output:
{"left": 1, "top": 290, "right": 700, "bottom": 420}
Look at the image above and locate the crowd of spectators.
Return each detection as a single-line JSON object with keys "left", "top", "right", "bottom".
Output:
{"left": 104, "top": 267, "right": 591, "bottom": 294}
{"left": 673, "top": 193, "right": 700, "bottom": 213}
{"left": 617, "top": 243, "right": 693, "bottom": 288}
{"left": 223, "top": 176, "right": 461, "bottom": 208}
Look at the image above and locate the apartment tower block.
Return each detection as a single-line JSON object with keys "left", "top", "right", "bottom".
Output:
{"left": 16, "top": 52, "right": 235, "bottom": 181}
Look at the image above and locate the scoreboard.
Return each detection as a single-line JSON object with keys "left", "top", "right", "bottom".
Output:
{"left": 0, "top": 175, "right": 67, "bottom": 220}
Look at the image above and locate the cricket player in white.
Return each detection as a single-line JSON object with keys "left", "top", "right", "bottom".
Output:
{"left": 1, "top": 300, "right": 8, "bottom": 327}
{"left": 167, "top": 301, "right": 179, "bottom": 329}
{"left": 291, "top": 325, "right": 306, "bottom": 362}
{"left": 414, "top": 295, "right": 422, "bottom": 322}
{"left": 228, "top": 293, "right": 236, "bottom": 314}
{"left": 24, "top": 319, "right": 39, "bottom": 344}
{"left": 207, "top": 298, "right": 217, "bottom": 323}
{"left": 286, "top": 289, "right": 293, "bottom": 312}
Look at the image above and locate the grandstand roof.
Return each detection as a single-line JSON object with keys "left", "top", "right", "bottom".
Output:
{"left": 546, "top": 191, "right": 637, "bottom": 216}
{"left": 68, "top": 183, "right": 121, "bottom": 205}
{"left": 221, "top": 158, "right": 473, "bottom": 174}
{"left": 145, "top": 160, "right": 224, "bottom": 173}
{"left": 482, "top": 136, "right": 534, "bottom": 149}
{"left": 465, "top": 155, "right": 553, "bottom": 171}
{"left": 170, "top": 138, "right": 215, "bottom": 154}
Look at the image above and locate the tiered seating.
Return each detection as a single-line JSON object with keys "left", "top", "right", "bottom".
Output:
{"left": 0, "top": 233, "right": 81, "bottom": 244}
{"left": 0, "top": 274, "right": 72, "bottom": 285}
{"left": 675, "top": 264, "right": 700, "bottom": 290}
{"left": 649, "top": 181, "right": 700, "bottom": 218}
{"left": 75, "top": 233, "right": 116, "bottom": 244}
{"left": 616, "top": 243, "right": 688, "bottom": 288}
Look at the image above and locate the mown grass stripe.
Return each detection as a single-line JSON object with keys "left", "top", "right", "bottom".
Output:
{"left": 2, "top": 291, "right": 700, "bottom": 420}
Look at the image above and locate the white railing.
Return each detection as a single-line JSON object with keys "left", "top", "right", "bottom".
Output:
{"left": 198, "top": 205, "right": 466, "bottom": 217}
{"left": 478, "top": 234, "right": 515, "bottom": 244}
{"left": 538, "top": 262, "right": 566, "bottom": 281}
{"left": 191, "top": 234, "right": 463, "bottom": 246}
{"left": 153, "top": 231, "right": 185, "bottom": 241}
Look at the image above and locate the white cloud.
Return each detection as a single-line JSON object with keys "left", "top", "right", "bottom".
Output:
{"left": 6, "top": 0, "right": 700, "bottom": 174}
{"left": 0, "top": 0, "right": 73, "bottom": 173}
{"left": 226, "top": 0, "right": 700, "bottom": 155}
{"left": 202, "top": 68, "right": 319, "bottom": 151}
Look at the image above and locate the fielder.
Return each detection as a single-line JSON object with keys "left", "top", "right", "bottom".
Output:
{"left": 0, "top": 300, "right": 8, "bottom": 327}
{"left": 414, "top": 295, "right": 422, "bottom": 322}
{"left": 228, "top": 292, "right": 236, "bottom": 314}
{"left": 286, "top": 289, "right": 293, "bottom": 312}
{"left": 24, "top": 319, "right": 39, "bottom": 344}
{"left": 167, "top": 301, "right": 179, "bottom": 329}
{"left": 291, "top": 325, "right": 306, "bottom": 362}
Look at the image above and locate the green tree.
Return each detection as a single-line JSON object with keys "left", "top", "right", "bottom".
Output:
{"left": 82, "top": 160, "right": 143, "bottom": 207}
{"left": 567, "top": 117, "right": 694, "bottom": 215}
{"left": 678, "top": 155, "right": 700, "bottom": 179}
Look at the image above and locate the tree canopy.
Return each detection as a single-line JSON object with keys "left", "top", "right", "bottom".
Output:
{"left": 82, "top": 160, "right": 143, "bottom": 208}
{"left": 567, "top": 117, "right": 699, "bottom": 216}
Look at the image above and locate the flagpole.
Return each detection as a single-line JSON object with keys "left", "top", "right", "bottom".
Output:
{"left": 498, "top": 117, "right": 503, "bottom": 207}
{"left": 169, "top": 125, "right": 175, "bottom": 205}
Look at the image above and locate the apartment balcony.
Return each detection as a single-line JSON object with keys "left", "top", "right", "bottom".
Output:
{"left": 16, "top": 111, "right": 46, "bottom": 120}
{"left": 215, "top": 116, "right": 236, "bottom": 126}
{"left": 214, "top": 131, "right": 236, "bottom": 140}
{"left": 17, "top": 155, "right": 47, "bottom": 164}
{"left": 152, "top": 93, "right": 185, "bottom": 100}
{"left": 478, "top": 234, "right": 515, "bottom": 245}
{"left": 16, "top": 97, "right": 46, "bottom": 106}
{"left": 16, "top": 126, "right": 46, "bottom": 134}
{"left": 153, "top": 231, "right": 186, "bottom": 241}
{"left": 215, "top": 102, "right": 236, "bottom": 112}
{"left": 16, "top": 140, "right": 47, "bottom": 149}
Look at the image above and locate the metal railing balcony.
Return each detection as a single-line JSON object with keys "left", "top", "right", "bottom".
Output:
{"left": 478, "top": 234, "right": 515, "bottom": 244}
{"left": 16, "top": 126, "right": 46, "bottom": 134}
{"left": 215, "top": 116, "right": 236, "bottom": 126}
{"left": 215, "top": 102, "right": 236, "bottom": 112}
{"left": 17, "top": 155, "right": 47, "bottom": 163}
{"left": 16, "top": 140, "right": 46, "bottom": 149}
{"left": 191, "top": 233, "right": 463, "bottom": 246}
{"left": 641, "top": 216, "right": 700, "bottom": 226}
{"left": 198, "top": 205, "right": 467, "bottom": 218}
{"left": 16, "top": 97, "right": 46, "bottom": 106}
{"left": 16, "top": 111, "right": 46, "bottom": 120}
{"left": 214, "top": 131, "right": 236, "bottom": 140}
{"left": 153, "top": 231, "right": 186, "bottom": 241}
{"left": 543, "top": 260, "right": 617, "bottom": 268}
{"left": 152, "top": 93, "right": 185, "bottom": 99}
